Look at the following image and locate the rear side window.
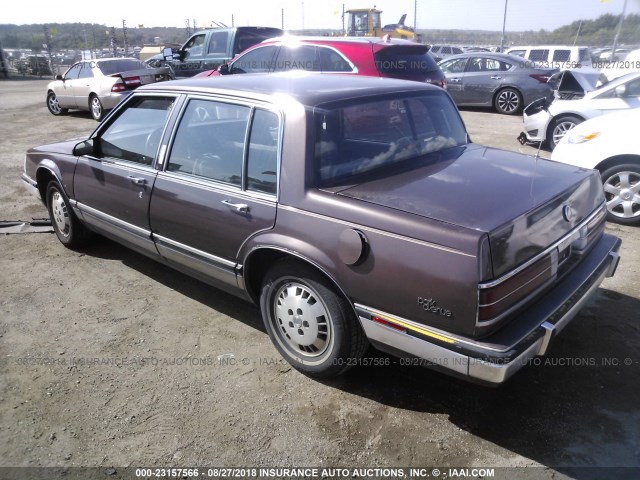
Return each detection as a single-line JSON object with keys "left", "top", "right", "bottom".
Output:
{"left": 319, "top": 47, "right": 353, "bottom": 72}
{"left": 552, "top": 50, "right": 571, "bottom": 62}
{"left": 375, "top": 46, "right": 438, "bottom": 74}
{"left": 508, "top": 50, "right": 526, "bottom": 57}
{"left": 579, "top": 49, "right": 591, "bottom": 62}
{"left": 247, "top": 110, "right": 279, "bottom": 194}
{"left": 528, "top": 49, "right": 549, "bottom": 62}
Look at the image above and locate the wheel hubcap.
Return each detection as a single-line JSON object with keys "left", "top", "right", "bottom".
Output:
{"left": 498, "top": 91, "right": 518, "bottom": 113}
{"left": 51, "top": 191, "right": 70, "bottom": 236}
{"left": 91, "top": 98, "right": 101, "bottom": 118}
{"left": 553, "top": 121, "right": 576, "bottom": 145}
{"left": 273, "top": 282, "right": 332, "bottom": 358}
{"left": 604, "top": 171, "right": 640, "bottom": 219}
{"left": 49, "top": 95, "right": 60, "bottom": 113}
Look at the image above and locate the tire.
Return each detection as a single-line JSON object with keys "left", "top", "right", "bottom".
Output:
{"left": 46, "top": 181, "right": 93, "bottom": 249}
{"left": 46, "top": 92, "right": 67, "bottom": 116}
{"left": 547, "top": 115, "right": 582, "bottom": 150}
{"left": 89, "top": 94, "right": 104, "bottom": 121}
{"left": 494, "top": 87, "right": 522, "bottom": 115}
{"left": 260, "top": 259, "right": 368, "bottom": 378}
{"left": 600, "top": 163, "right": 640, "bottom": 226}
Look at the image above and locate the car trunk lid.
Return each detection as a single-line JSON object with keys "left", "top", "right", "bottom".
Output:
{"left": 336, "top": 144, "right": 604, "bottom": 276}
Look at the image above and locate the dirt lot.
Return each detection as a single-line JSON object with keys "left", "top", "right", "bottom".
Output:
{"left": 1, "top": 78, "right": 639, "bottom": 480}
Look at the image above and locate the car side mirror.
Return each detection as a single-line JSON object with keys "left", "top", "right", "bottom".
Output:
{"left": 615, "top": 85, "right": 627, "bottom": 97}
{"left": 218, "top": 63, "right": 230, "bottom": 75}
{"left": 162, "top": 47, "right": 173, "bottom": 61}
{"left": 73, "top": 139, "right": 95, "bottom": 157}
{"left": 56, "top": 74, "right": 63, "bottom": 81}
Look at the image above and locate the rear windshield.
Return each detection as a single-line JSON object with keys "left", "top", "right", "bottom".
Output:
{"left": 374, "top": 46, "right": 439, "bottom": 74}
{"left": 315, "top": 92, "right": 468, "bottom": 187}
{"left": 97, "top": 59, "right": 146, "bottom": 75}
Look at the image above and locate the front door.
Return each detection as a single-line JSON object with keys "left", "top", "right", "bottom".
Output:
{"left": 73, "top": 95, "right": 178, "bottom": 256}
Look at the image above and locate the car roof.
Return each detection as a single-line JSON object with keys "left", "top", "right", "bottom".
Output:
{"left": 439, "top": 52, "right": 527, "bottom": 62}
{"left": 141, "top": 71, "right": 439, "bottom": 107}
{"left": 260, "top": 35, "right": 422, "bottom": 47}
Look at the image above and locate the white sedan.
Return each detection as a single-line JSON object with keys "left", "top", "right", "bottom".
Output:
{"left": 551, "top": 108, "right": 640, "bottom": 225}
{"left": 521, "top": 71, "right": 640, "bottom": 150}
{"left": 46, "top": 58, "right": 173, "bottom": 121}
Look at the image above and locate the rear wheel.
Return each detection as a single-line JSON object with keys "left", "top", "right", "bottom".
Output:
{"left": 600, "top": 163, "right": 640, "bottom": 226}
{"left": 89, "top": 94, "right": 104, "bottom": 121}
{"left": 47, "top": 92, "right": 67, "bottom": 116}
{"left": 547, "top": 115, "right": 582, "bottom": 150}
{"left": 260, "top": 259, "right": 368, "bottom": 377}
{"left": 46, "top": 181, "right": 93, "bottom": 249}
{"left": 494, "top": 88, "right": 522, "bottom": 115}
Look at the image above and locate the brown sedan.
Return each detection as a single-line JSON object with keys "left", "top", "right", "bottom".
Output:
{"left": 22, "top": 73, "right": 621, "bottom": 384}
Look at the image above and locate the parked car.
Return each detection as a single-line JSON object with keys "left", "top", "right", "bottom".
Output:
{"left": 520, "top": 71, "right": 640, "bottom": 150}
{"left": 46, "top": 58, "right": 173, "bottom": 121}
{"left": 505, "top": 45, "right": 592, "bottom": 70}
{"left": 551, "top": 109, "right": 640, "bottom": 226}
{"left": 437, "top": 52, "right": 556, "bottom": 114}
{"left": 145, "top": 26, "right": 283, "bottom": 77}
{"left": 194, "top": 36, "right": 447, "bottom": 88}
{"left": 428, "top": 44, "right": 465, "bottom": 62}
{"left": 22, "top": 73, "right": 621, "bottom": 384}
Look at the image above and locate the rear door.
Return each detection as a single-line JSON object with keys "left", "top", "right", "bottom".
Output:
{"left": 73, "top": 94, "right": 178, "bottom": 256}
{"left": 149, "top": 97, "right": 280, "bottom": 288}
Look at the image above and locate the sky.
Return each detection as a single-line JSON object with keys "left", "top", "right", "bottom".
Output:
{"left": 2, "top": 0, "right": 640, "bottom": 33}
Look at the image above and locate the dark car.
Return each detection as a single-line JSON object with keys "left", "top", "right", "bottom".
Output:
{"left": 438, "top": 52, "right": 556, "bottom": 114}
{"left": 145, "top": 26, "right": 283, "bottom": 77}
{"left": 22, "top": 73, "right": 621, "bottom": 384}
{"left": 194, "top": 36, "right": 447, "bottom": 88}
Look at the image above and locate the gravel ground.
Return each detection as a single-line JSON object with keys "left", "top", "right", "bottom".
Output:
{"left": 1, "top": 78, "right": 639, "bottom": 480}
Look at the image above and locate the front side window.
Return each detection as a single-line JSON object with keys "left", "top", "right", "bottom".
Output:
{"left": 64, "top": 63, "right": 82, "bottom": 80}
{"left": 167, "top": 100, "right": 250, "bottom": 186}
{"left": 98, "top": 96, "right": 175, "bottom": 165}
{"left": 315, "top": 93, "right": 468, "bottom": 187}
{"left": 274, "top": 45, "right": 320, "bottom": 72}
{"left": 439, "top": 58, "right": 468, "bottom": 73}
{"left": 78, "top": 62, "right": 94, "bottom": 79}
{"left": 184, "top": 34, "right": 206, "bottom": 58}
{"left": 230, "top": 46, "right": 277, "bottom": 74}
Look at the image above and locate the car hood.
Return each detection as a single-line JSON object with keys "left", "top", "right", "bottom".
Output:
{"left": 337, "top": 144, "right": 604, "bottom": 275}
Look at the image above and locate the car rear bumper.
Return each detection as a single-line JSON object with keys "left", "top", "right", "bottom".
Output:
{"left": 356, "top": 233, "right": 621, "bottom": 385}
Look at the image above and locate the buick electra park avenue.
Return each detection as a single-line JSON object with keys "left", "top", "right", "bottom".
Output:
{"left": 22, "top": 73, "right": 621, "bottom": 384}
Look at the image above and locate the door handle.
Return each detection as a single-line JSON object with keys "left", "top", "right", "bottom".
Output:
{"left": 222, "top": 199, "right": 250, "bottom": 214}
{"left": 490, "top": 76, "right": 502, "bottom": 80}
{"left": 127, "top": 175, "right": 147, "bottom": 185}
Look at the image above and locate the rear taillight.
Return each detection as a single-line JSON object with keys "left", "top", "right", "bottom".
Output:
{"left": 478, "top": 252, "right": 557, "bottom": 322}
{"left": 477, "top": 204, "right": 607, "bottom": 324}
{"left": 529, "top": 73, "right": 551, "bottom": 84}
{"left": 111, "top": 81, "right": 125, "bottom": 92}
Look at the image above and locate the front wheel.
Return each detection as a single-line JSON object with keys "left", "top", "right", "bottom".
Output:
{"left": 47, "top": 92, "right": 68, "bottom": 116}
{"left": 547, "top": 115, "right": 582, "bottom": 150}
{"left": 494, "top": 88, "right": 522, "bottom": 115}
{"left": 260, "top": 259, "right": 368, "bottom": 377}
{"left": 89, "top": 94, "right": 104, "bottom": 121}
{"left": 46, "top": 181, "right": 93, "bottom": 249}
{"left": 600, "top": 163, "right": 640, "bottom": 226}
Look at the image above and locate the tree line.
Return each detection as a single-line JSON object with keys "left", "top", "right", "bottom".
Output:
{"left": 1, "top": 13, "right": 639, "bottom": 51}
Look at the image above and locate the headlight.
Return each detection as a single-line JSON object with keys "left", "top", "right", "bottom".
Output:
{"left": 566, "top": 131, "right": 600, "bottom": 144}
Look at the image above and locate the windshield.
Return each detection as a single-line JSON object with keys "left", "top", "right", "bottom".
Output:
{"left": 315, "top": 92, "right": 468, "bottom": 187}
